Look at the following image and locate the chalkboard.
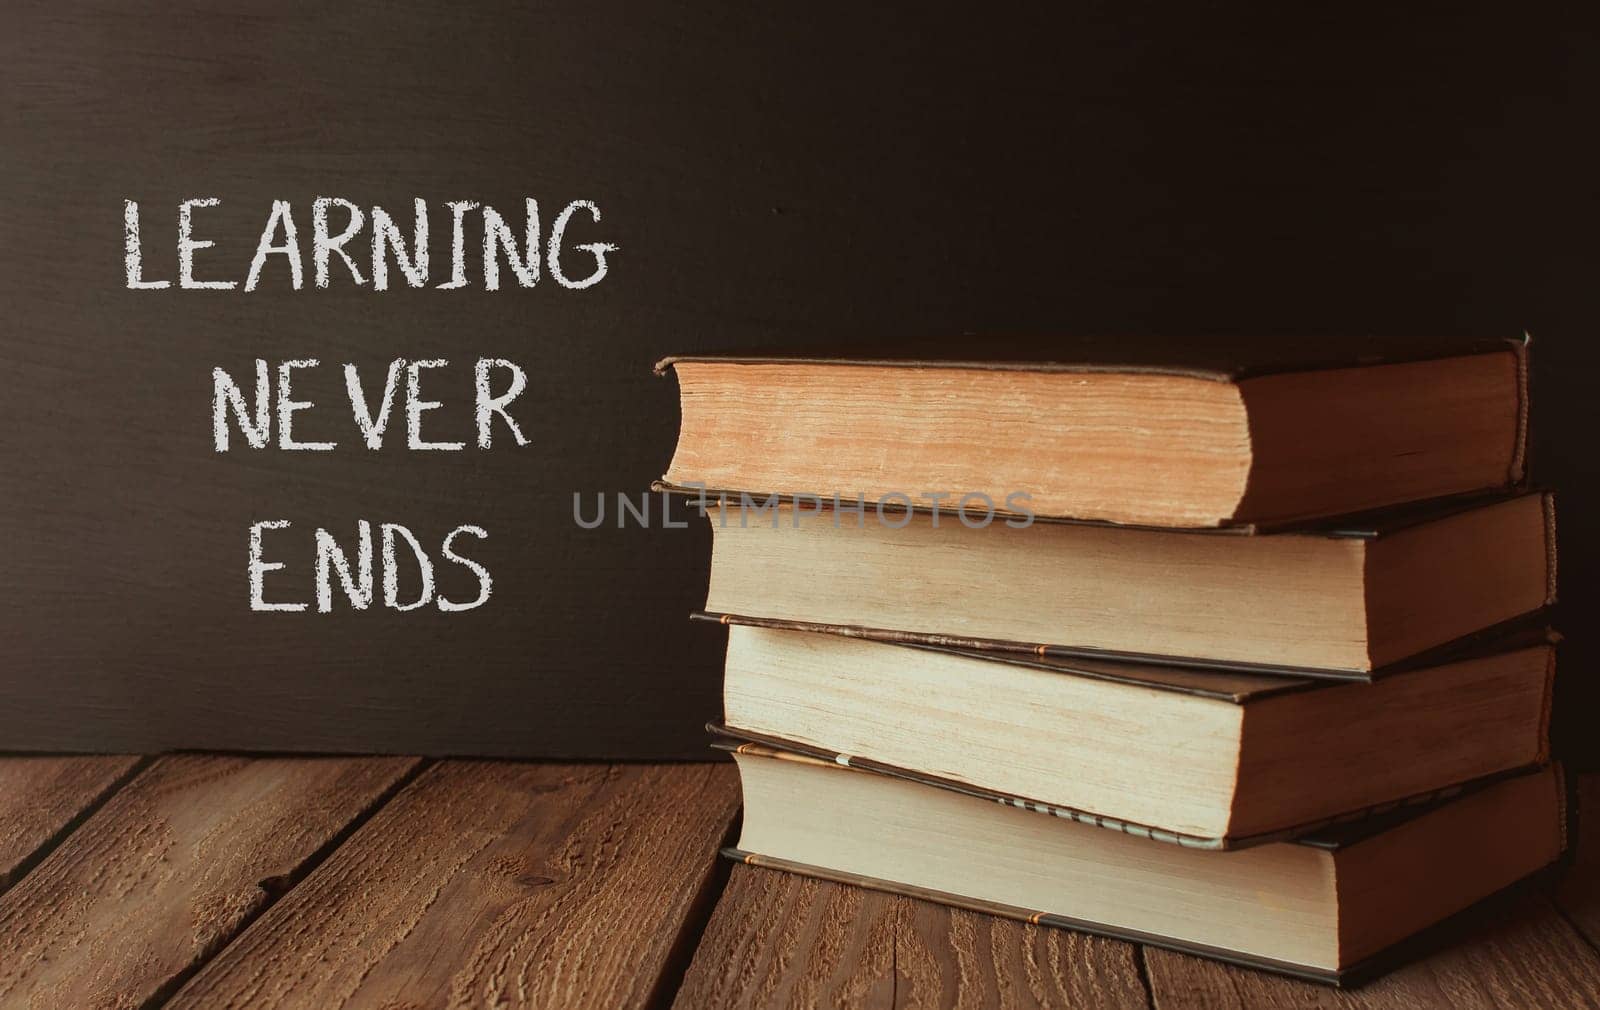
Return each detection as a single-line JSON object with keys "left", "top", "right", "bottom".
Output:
{"left": 2, "top": 4, "right": 1594, "bottom": 759}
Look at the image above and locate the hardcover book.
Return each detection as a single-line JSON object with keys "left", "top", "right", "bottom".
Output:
{"left": 723, "top": 739, "right": 1569, "bottom": 985}
{"left": 658, "top": 335, "right": 1529, "bottom": 529}
{"left": 708, "top": 622, "right": 1555, "bottom": 844}
{"left": 695, "top": 491, "right": 1554, "bottom": 675}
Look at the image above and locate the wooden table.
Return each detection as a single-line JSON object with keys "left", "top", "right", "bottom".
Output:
{"left": 0, "top": 757, "right": 1594, "bottom": 1009}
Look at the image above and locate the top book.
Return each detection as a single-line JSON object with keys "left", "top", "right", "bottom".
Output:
{"left": 657, "top": 336, "right": 1529, "bottom": 529}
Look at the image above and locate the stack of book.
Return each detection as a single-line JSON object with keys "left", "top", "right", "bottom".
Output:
{"left": 657, "top": 336, "right": 1567, "bottom": 986}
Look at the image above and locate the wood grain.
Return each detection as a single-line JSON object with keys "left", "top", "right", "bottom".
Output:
{"left": 166, "top": 761, "right": 739, "bottom": 1010}
{"left": 1554, "top": 774, "right": 1600, "bottom": 950}
{"left": 674, "top": 863, "right": 1150, "bottom": 1010}
{"left": 0, "top": 754, "right": 417, "bottom": 1010}
{"left": 1143, "top": 892, "right": 1600, "bottom": 1009}
{"left": 0, "top": 755, "right": 140, "bottom": 891}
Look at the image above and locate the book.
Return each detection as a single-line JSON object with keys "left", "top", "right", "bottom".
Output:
{"left": 724, "top": 742, "right": 1568, "bottom": 985}
{"left": 709, "top": 622, "right": 1555, "bottom": 844}
{"left": 697, "top": 491, "right": 1554, "bottom": 675}
{"left": 657, "top": 335, "right": 1529, "bottom": 529}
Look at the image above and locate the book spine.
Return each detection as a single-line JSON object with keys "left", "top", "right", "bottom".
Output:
{"left": 1536, "top": 647, "right": 1556, "bottom": 767}
{"left": 1542, "top": 491, "right": 1559, "bottom": 606}
{"left": 1556, "top": 763, "right": 1571, "bottom": 858}
{"left": 1512, "top": 333, "right": 1531, "bottom": 485}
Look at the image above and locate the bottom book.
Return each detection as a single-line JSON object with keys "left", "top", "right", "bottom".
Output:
{"left": 725, "top": 742, "right": 1569, "bottom": 986}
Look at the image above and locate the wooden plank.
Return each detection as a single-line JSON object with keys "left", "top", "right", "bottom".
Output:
{"left": 0, "top": 755, "right": 140, "bottom": 890}
{"left": 1554, "top": 773, "right": 1600, "bottom": 949}
{"left": 674, "top": 863, "right": 1150, "bottom": 1010}
{"left": 166, "top": 761, "right": 739, "bottom": 1010}
{"left": 0, "top": 754, "right": 417, "bottom": 1010}
{"left": 1143, "top": 891, "right": 1600, "bottom": 1008}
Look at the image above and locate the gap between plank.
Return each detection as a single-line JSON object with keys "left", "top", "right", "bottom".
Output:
{"left": 1133, "top": 944, "right": 1157, "bottom": 1010}
{"left": 139, "top": 756, "right": 436, "bottom": 1010}
{"left": 0, "top": 754, "right": 154, "bottom": 898}
{"left": 648, "top": 803, "right": 743, "bottom": 1009}
{"left": 891, "top": 915, "right": 899, "bottom": 1008}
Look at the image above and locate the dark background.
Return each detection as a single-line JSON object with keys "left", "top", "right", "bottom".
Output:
{"left": 2, "top": 4, "right": 1594, "bottom": 760}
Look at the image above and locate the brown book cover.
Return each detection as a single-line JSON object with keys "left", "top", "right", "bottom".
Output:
{"left": 693, "top": 593, "right": 1558, "bottom": 683}
{"left": 708, "top": 725, "right": 1553, "bottom": 851}
{"left": 702, "top": 619, "right": 1559, "bottom": 702}
{"left": 657, "top": 334, "right": 1531, "bottom": 533}
{"left": 718, "top": 735, "right": 1573, "bottom": 987}
{"left": 656, "top": 333, "right": 1526, "bottom": 386}
{"left": 658, "top": 478, "right": 1550, "bottom": 538}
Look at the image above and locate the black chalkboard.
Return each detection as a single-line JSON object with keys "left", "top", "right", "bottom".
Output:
{"left": 2, "top": 4, "right": 1594, "bottom": 759}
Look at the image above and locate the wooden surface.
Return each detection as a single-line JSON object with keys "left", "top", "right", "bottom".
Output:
{"left": 674, "top": 863, "right": 1150, "bottom": 1010}
{"left": 0, "top": 755, "right": 416, "bottom": 1010}
{"left": 169, "top": 762, "right": 739, "bottom": 1010}
{"left": 0, "top": 755, "right": 140, "bottom": 890}
{"left": 0, "top": 758, "right": 1594, "bottom": 1010}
